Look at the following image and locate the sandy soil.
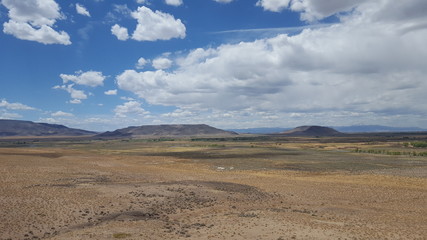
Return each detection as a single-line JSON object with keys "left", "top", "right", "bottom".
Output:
{"left": 0, "top": 147, "right": 426, "bottom": 240}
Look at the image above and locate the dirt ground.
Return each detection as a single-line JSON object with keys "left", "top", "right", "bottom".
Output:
{"left": 0, "top": 140, "right": 426, "bottom": 240}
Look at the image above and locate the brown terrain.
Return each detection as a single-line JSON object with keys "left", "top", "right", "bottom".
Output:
{"left": 0, "top": 135, "right": 426, "bottom": 240}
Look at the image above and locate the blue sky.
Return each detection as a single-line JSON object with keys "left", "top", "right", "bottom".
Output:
{"left": 1, "top": 0, "right": 426, "bottom": 131}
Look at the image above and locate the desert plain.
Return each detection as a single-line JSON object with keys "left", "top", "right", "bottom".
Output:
{"left": 0, "top": 135, "right": 426, "bottom": 240}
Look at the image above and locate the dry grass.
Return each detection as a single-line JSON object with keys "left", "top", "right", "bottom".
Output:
{"left": 0, "top": 136, "right": 426, "bottom": 239}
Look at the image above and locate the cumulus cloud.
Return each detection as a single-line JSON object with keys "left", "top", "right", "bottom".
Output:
{"left": 67, "top": 87, "right": 87, "bottom": 100}
{"left": 114, "top": 101, "right": 149, "bottom": 117}
{"left": 53, "top": 84, "right": 87, "bottom": 104}
{"left": 289, "top": 0, "right": 366, "bottom": 22}
{"left": 104, "top": 89, "right": 118, "bottom": 95}
{"left": 75, "top": 4, "right": 90, "bottom": 17}
{"left": 152, "top": 57, "right": 173, "bottom": 70}
{"left": 76, "top": 3, "right": 90, "bottom": 17}
{"left": 0, "top": 99, "right": 36, "bottom": 110}
{"left": 112, "top": 6, "right": 186, "bottom": 42}
{"left": 256, "top": 0, "right": 368, "bottom": 22}
{"left": 136, "top": 57, "right": 148, "bottom": 69}
{"left": 117, "top": 0, "right": 427, "bottom": 127}
{"left": 1, "top": 0, "right": 71, "bottom": 45}
{"left": 165, "top": 0, "right": 183, "bottom": 7}
{"left": 131, "top": 6, "right": 186, "bottom": 41}
{"left": 60, "top": 71, "right": 106, "bottom": 87}
{"left": 256, "top": 0, "right": 291, "bottom": 12}
{"left": 111, "top": 24, "right": 129, "bottom": 40}
{"left": 51, "top": 111, "right": 74, "bottom": 117}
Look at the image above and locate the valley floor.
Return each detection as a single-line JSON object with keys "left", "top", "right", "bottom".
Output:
{"left": 0, "top": 138, "right": 426, "bottom": 239}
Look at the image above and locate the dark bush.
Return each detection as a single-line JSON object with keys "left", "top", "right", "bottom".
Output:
{"left": 411, "top": 141, "right": 427, "bottom": 148}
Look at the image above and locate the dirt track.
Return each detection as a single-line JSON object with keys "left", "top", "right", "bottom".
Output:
{"left": 0, "top": 147, "right": 426, "bottom": 240}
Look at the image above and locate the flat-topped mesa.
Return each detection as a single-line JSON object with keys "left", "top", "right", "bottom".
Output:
{"left": 97, "top": 124, "right": 238, "bottom": 138}
{"left": 280, "top": 125, "right": 343, "bottom": 136}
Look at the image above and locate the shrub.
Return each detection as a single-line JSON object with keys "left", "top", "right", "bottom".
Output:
{"left": 113, "top": 233, "right": 131, "bottom": 239}
{"left": 411, "top": 141, "right": 427, "bottom": 148}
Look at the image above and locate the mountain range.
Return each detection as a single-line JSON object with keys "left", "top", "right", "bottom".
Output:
{"left": 229, "top": 125, "right": 427, "bottom": 134}
{"left": 1, "top": 119, "right": 426, "bottom": 138}
{"left": 0, "top": 119, "right": 96, "bottom": 137}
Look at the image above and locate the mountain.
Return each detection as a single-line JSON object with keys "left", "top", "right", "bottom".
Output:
{"left": 227, "top": 127, "right": 291, "bottom": 134}
{"left": 0, "top": 119, "right": 96, "bottom": 137}
{"left": 229, "top": 125, "right": 427, "bottom": 134}
{"left": 97, "top": 124, "right": 238, "bottom": 138}
{"left": 333, "top": 125, "right": 426, "bottom": 133}
{"left": 280, "top": 126, "right": 343, "bottom": 136}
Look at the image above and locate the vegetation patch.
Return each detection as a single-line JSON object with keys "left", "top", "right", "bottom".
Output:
{"left": 113, "top": 233, "right": 131, "bottom": 239}
{"left": 353, "top": 148, "right": 427, "bottom": 156}
{"left": 411, "top": 141, "right": 427, "bottom": 148}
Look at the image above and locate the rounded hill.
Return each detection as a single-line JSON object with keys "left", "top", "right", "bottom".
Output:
{"left": 97, "top": 124, "right": 238, "bottom": 138}
{"left": 0, "top": 119, "right": 95, "bottom": 137}
{"left": 280, "top": 126, "right": 343, "bottom": 136}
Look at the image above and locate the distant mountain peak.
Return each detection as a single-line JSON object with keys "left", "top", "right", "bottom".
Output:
{"left": 281, "top": 125, "right": 342, "bottom": 136}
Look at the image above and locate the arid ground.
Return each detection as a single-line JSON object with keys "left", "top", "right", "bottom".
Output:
{"left": 1, "top": 136, "right": 426, "bottom": 239}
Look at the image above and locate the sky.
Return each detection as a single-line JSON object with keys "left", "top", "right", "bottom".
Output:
{"left": 0, "top": 0, "right": 426, "bottom": 131}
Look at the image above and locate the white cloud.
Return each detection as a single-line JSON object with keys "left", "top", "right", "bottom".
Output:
{"left": 76, "top": 3, "right": 90, "bottom": 17}
{"left": 256, "top": 0, "right": 291, "bottom": 12}
{"left": 0, "top": 111, "right": 22, "bottom": 119}
{"left": 116, "top": 70, "right": 169, "bottom": 103}
{"left": 51, "top": 111, "right": 74, "bottom": 117}
{"left": 109, "top": 6, "right": 185, "bottom": 42}
{"left": 60, "top": 71, "right": 106, "bottom": 87}
{"left": 130, "top": 6, "right": 186, "bottom": 41}
{"left": 104, "top": 89, "right": 118, "bottom": 95}
{"left": 256, "top": 0, "right": 366, "bottom": 21}
{"left": 68, "top": 88, "right": 87, "bottom": 100}
{"left": 165, "top": 0, "right": 183, "bottom": 7}
{"left": 54, "top": 84, "right": 87, "bottom": 103}
{"left": 289, "top": 0, "right": 366, "bottom": 22}
{"left": 114, "top": 101, "right": 149, "bottom": 117}
{"left": 3, "top": 21, "right": 71, "bottom": 45}
{"left": 0, "top": 99, "right": 36, "bottom": 110}
{"left": 111, "top": 24, "right": 129, "bottom": 41}
{"left": 69, "top": 99, "right": 82, "bottom": 104}
{"left": 113, "top": 4, "right": 132, "bottom": 15}
{"left": 1, "top": 0, "right": 71, "bottom": 45}
{"left": 152, "top": 57, "right": 173, "bottom": 70}
{"left": 162, "top": 108, "right": 194, "bottom": 118}
{"left": 121, "top": 96, "right": 135, "bottom": 101}
{"left": 2, "top": 0, "right": 60, "bottom": 26}
{"left": 39, "top": 117, "right": 57, "bottom": 124}
{"left": 117, "top": 0, "right": 427, "bottom": 127}
{"left": 136, "top": 57, "right": 148, "bottom": 69}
